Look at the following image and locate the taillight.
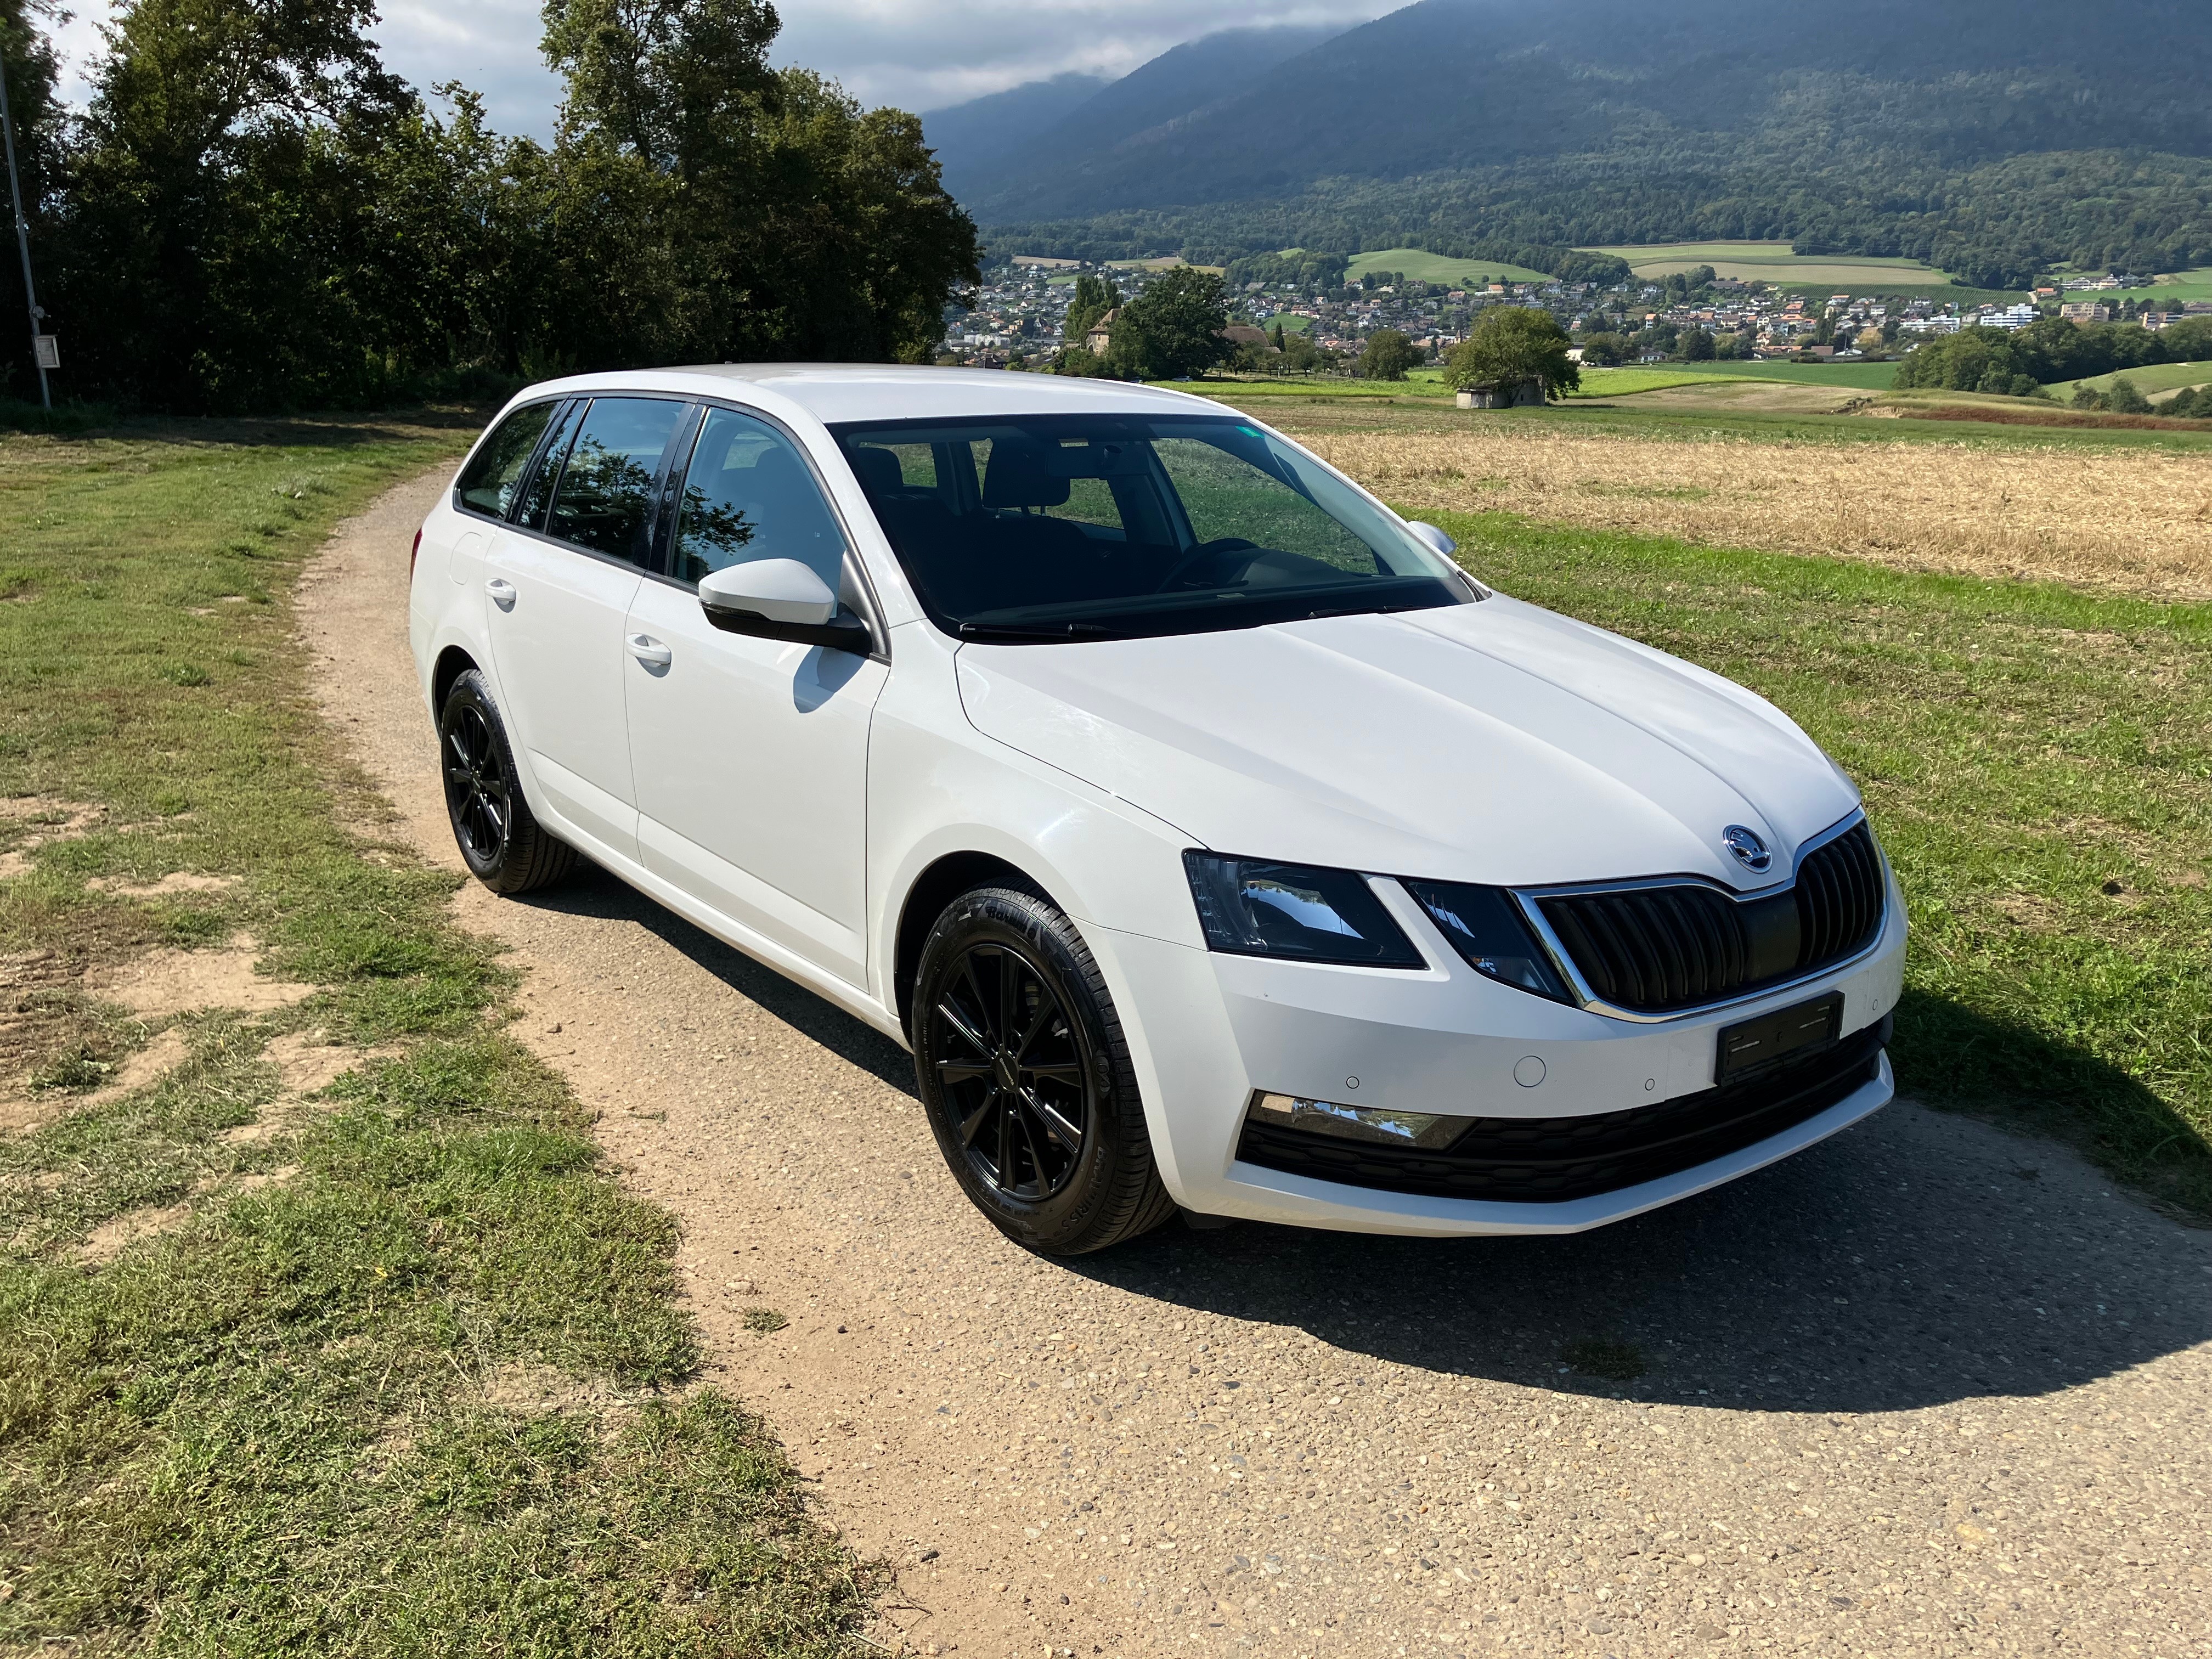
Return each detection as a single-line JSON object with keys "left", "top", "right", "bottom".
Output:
{"left": 410, "top": 526, "right": 423, "bottom": 580}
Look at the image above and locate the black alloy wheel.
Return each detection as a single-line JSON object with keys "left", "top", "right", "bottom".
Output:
{"left": 930, "top": 940, "right": 1090, "bottom": 1200}
{"left": 437, "top": 669, "right": 579, "bottom": 894}
{"left": 443, "top": 697, "right": 509, "bottom": 865}
{"left": 912, "top": 885, "right": 1176, "bottom": 1255}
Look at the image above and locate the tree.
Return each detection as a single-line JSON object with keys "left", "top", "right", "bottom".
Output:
{"left": 55, "top": 0, "right": 421, "bottom": 408}
{"left": 42, "top": 0, "right": 981, "bottom": 409}
{"left": 1446, "top": 307, "right": 1578, "bottom": 399}
{"left": 1358, "top": 328, "right": 1420, "bottom": 380}
{"left": 535, "top": 0, "right": 978, "bottom": 368}
{"left": 1675, "top": 327, "right": 1716, "bottom": 362}
{"left": 1269, "top": 320, "right": 1285, "bottom": 351}
{"left": 2105, "top": 376, "right": 2152, "bottom": 414}
{"left": 0, "top": 0, "right": 64, "bottom": 401}
{"left": 1063, "top": 273, "right": 1117, "bottom": 342}
{"left": 1101, "top": 266, "right": 1232, "bottom": 380}
{"left": 1579, "top": 330, "right": 1627, "bottom": 366}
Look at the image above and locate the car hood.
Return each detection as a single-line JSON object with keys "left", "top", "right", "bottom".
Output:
{"left": 953, "top": 596, "right": 1860, "bottom": 889}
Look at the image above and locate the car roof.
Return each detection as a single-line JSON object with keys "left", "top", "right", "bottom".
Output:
{"left": 523, "top": 363, "right": 1233, "bottom": 427}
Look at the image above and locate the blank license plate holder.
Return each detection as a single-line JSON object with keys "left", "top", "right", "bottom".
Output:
{"left": 1717, "top": 991, "right": 1844, "bottom": 1083}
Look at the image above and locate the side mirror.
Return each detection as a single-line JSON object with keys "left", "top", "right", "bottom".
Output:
{"left": 698, "top": 558, "right": 871, "bottom": 653}
{"left": 1404, "top": 520, "right": 1457, "bottom": 558}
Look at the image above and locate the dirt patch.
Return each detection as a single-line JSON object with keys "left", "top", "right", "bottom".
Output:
{"left": 78, "top": 1201, "right": 193, "bottom": 1263}
{"left": 0, "top": 1028, "right": 190, "bottom": 1138}
{"left": 0, "top": 799, "right": 110, "bottom": 881}
{"left": 264, "top": 1030, "right": 363, "bottom": 1095}
{"left": 87, "top": 872, "right": 241, "bottom": 899}
{"left": 103, "top": 934, "right": 315, "bottom": 1019}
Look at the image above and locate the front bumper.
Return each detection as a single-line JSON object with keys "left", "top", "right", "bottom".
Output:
{"left": 1097, "top": 867, "right": 1907, "bottom": 1237}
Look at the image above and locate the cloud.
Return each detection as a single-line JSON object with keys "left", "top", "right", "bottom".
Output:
{"left": 49, "top": 0, "right": 1400, "bottom": 140}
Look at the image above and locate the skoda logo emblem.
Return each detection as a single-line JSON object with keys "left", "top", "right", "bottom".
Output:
{"left": 1722, "top": 825, "right": 1772, "bottom": 873}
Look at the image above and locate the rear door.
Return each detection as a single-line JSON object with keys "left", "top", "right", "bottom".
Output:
{"left": 623, "top": 403, "right": 888, "bottom": 985}
{"left": 481, "top": 394, "right": 689, "bottom": 864}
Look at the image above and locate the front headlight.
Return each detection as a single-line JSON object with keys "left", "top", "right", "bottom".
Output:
{"left": 1183, "top": 853, "right": 1424, "bottom": 968}
{"left": 1402, "top": 879, "right": 1574, "bottom": 1002}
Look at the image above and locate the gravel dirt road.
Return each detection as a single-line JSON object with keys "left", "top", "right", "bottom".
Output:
{"left": 302, "top": 471, "right": 2212, "bottom": 1659}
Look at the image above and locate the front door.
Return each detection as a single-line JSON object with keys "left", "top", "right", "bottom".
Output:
{"left": 624, "top": 404, "right": 887, "bottom": 986}
{"left": 482, "top": 395, "right": 689, "bottom": 863}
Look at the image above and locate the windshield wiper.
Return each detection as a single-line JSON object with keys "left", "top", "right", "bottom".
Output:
{"left": 956, "top": 621, "right": 1127, "bottom": 644}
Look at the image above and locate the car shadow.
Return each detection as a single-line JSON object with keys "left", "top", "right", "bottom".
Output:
{"left": 510, "top": 861, "right": 916, "bottom": 1094}
{"left": 513, "top": 866, "right": 2212, "bottom": 1416}
{"left": 1075, "top": 1096, "right": 2212, "bottom": 1417}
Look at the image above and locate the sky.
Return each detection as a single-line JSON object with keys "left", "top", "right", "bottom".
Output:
{"left": 51, "top": 0, "right": 1403, "bottom": 140}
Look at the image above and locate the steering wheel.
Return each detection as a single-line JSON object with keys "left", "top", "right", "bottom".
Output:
{"left": 1156, "top": 537, "right": 1260, "bottom": 591}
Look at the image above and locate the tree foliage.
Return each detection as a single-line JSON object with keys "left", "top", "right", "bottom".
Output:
{"left": 1446, "top": 308, "right": 1579, "bottom": 400}
{"left": 21, "top": 0, "right": 979, "bottom": 411}
{"left": 1895, "top": 318, "right": 2212, "bottom": 396}
{"left": 1101, "top": 267, "right": 1231, "bottom": 380}
{"left": 1357, "top": 329, "right": 1420, "bottom": 381}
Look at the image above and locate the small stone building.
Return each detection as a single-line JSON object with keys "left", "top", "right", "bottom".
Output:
{"left": 1456, "top": 376, "right": 1547, "bottom": 409}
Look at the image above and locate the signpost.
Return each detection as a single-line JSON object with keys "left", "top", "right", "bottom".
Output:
{"left": 0, "top": 46, "right": 49, "bottom": 410}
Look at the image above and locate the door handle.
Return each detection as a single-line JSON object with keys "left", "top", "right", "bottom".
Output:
{"left": 486, "top": 578, "right": 517, "bottom": 610}
{"left": 628, "top": 634, "right": 673, "bottom": 670}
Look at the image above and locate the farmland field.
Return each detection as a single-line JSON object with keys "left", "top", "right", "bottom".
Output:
{"left": 1583, "top": 239, "right": 1958, "bottom": 287}
{"left": 1341, "top": 246, "right": 1553, "bottom": 286}
{"left": 2073, "top": 267, "right": 2212, "bottom": 306}
{"left": 2046, "top": 359, "right": 2212, "bottom": 399}
{"left": 1663, "top": 358, "right": 1901, "bottom": 388}
{"left": 1570, "top": 362, "right": 1900, "bottom": 397}
{"left": 1296, "top": 413, "right": 2212, "bottom": 599}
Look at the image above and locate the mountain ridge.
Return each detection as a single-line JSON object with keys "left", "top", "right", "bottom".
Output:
{"left": 952, "top": 0, "right": 2212, "bottom": 286}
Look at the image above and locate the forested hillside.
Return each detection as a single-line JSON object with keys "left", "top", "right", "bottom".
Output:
{"left": 926, "top": 23, "right": 1344, "bottom": 206}
{"left": 967, "top": 0, "right": 2212, "bottom": 287}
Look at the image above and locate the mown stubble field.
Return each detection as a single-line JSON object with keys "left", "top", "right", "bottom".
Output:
{"left": 1299, "top": 424, "right": 2212, "bottom": 600}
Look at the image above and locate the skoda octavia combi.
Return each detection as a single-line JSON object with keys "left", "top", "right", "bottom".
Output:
{"left": 409, "top": 365, "right": 1905, "bottom": 1254}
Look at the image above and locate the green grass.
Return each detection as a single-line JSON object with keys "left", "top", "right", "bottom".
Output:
{"left": 1342, "top": 247, "right": 1553, "bottom": 287}
{"left": 1567, "top": 367, "right": 1740, "bottom": 397}
{"left": 0, "top": 417, "right": 875, "bottom": 1655}
{"left": 1167, "top": 373, "right": 1455, "bottom": 401}
{"left": 2067, "top": 268, "right": 2212, "bottom": 306}
{"left": 1665, "top": 359, "right": 1901, "bottom": 388}
{"left": 2045, "top": 359, "right": 2212, "bottom": 399}
{"left": 1406, "top": 503, "right": 2212, "bottom": 1217}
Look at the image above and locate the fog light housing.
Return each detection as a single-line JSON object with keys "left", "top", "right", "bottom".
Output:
{"left": 1249, "top": 1092, "right": 1472, "bottom": 1152}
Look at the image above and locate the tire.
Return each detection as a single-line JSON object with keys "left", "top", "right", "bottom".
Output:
{"left": 912, "top": 885, "right": 1176, "bottom": 1256}
{"left": 438, "top": 668, "right": 579, "bottom": 895}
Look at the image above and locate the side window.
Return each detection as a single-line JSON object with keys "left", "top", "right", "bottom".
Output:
{"left": 545, "top": 397, "right": 689, "bottom": 563}
{"left": 455, "top": 402, "right": 555, "bottom": 520}
{"left": 518, "top": 400, "right": 584, "bottom": 531}
{"left": 673, "top": 407, "right": 848, "bottom": 590}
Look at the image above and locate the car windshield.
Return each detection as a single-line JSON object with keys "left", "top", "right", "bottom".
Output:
{"left": 827, "top": 414, "right": 1474, "bottom": 641}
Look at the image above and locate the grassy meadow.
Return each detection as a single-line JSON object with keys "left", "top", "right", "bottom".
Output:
{"left": 0, "top": 419, "right": 873, "bottom": 1654}
{"left": 1342, "top": 247, "right": 1554, "bottom": 286}
{"left": 1251, "top": 399, "right": 2212, "bottom": 1216}
{"left": 2045, "top": 359, "right": 2212, "bottom": 400}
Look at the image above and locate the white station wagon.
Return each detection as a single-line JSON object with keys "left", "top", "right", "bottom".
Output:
{"left": 409, "top": 366, "right": 1905, "bottom": 1254}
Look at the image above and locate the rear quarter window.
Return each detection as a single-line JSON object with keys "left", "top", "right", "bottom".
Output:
{"left": 455, "top": 403, "right": 556, "bottom": 520}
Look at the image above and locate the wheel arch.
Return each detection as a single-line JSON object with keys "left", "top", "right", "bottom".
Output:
{"left": 891, "top": 850, "right": 1056, "bottom": 1036}
{"left": 430, "top": 644, "right": 479, "bottom": 719}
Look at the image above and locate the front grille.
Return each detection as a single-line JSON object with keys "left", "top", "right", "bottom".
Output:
{"left": 1536, "top": 822, "right": 1884, "bottom": 1014}
{"left": 1235, "top": 1017, "right": 1888, "bottom": 1204}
